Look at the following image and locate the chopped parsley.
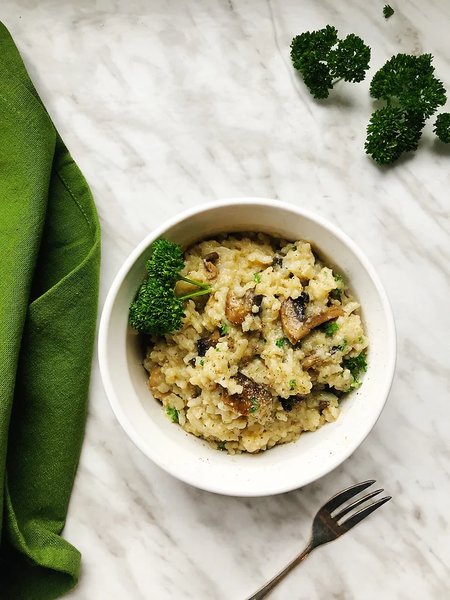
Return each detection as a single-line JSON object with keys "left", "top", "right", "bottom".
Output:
{"left": 333, "top": 339, "right": 348, "bottom": 352}
{"left": 358, "top": 336, "right": 364, "bottom": 343}
{"left": 383, "top": 5, "right": 394, "bottom": 18}
{"left": 166, "top": 407, "right": 178, "bottom": 422}
{"left": 344, "top": 352, "right": 367, "bottom": 389}
{"left": 276, "top": 338, "right": 285, "bottom": 348}
{"left": 221, "top": 322, "right": 228, "bottom": 335}
{"left": 322, "top": 321, "right": 339, "bottom": 337}
{"left": 200, "top": 359, "right": 204, "bottom": 366}
{"left": 250, "top": 398, "right": 260, "bottom": 413}
{"left": 334, "top": 273, "right": 344, "bottom": 282}
{"left": 263, "top": 339, "right": 267, "bottom": 344}
{"left": 217, "top": 441, "right": 227, "bottom": 451}
{"left": 289, "top": 379, "right": 297, "bottom": 391}
{"left": 254, "top": 272, "right": 261, "bottom": 283}
{"left": 292, "top": 245, "right": 297, "bottom": 250}
{"left": 216, "top": 347, "right": 220, "bottom": 352}
{"left": 330, "top": 288, "right": 342, "bottom": 301}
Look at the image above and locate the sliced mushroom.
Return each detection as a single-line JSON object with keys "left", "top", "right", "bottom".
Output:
{"left": 204, "top": 251, "right": 219, "bottom": 263}
{"left": 279, "top": 395, "right": 305, "bottom": 412}
{"left": 279, "top": 292, "right": 310, "bottom": 344}
{"left": 225, "top": 290, "right": 263, "bottom": 324}
{"left": 304, "top": 306, "right": 345, "bottom": 334}
{"left": 203, "top": 252, "right": 219, "bottom": 280}
{"left": 221, "top": 373, "right": 273, "bottom": 416}
{"left": 204, "top": 261, "right": 218, "bottom": 280}
{"left": 197, "top": 330, "right": 221, "bottom": 357}
{"left": 281, "top": 297, "right": 344, "bottom": 345}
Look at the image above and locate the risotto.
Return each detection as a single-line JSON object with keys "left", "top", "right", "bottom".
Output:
{"left": 143, "top": 233, "right": 368, "bottom": 454}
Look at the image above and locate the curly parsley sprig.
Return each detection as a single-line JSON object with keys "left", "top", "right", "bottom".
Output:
{"left": 129, "top": 239, "right": 211, "bottom": 335}
{"left": 365, "top": 53, "right": 447, "bottom": 164}
{"left": 290, "top": 26, "right": 371, "bottom": 99}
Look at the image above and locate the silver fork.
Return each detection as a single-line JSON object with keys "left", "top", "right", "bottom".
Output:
{"left": 246, "top": 480, "right": 391, "bottom": 600}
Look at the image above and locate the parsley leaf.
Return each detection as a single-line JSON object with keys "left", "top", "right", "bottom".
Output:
{"left": 289, "top": 379, "right": 297, "bottom": 391}
{"left": 330, "top": 288, "right": 342, "bottom": 301}
{"left": 344, "top": 352, "right": 367, "bottom": 389}
{"left": 254, "top": 272, "right": 261, "bottom": 283}
{"left": 383, "top": 5, "right": 394, "bottom": 18}
{"left": 332, "top": 339, "right": 348, "bottom": 352}
{"left": 166, "top": 407, "right": 178, "bottom": 422}
{"left": 322, "top": 321, "right": 339, "bottom": 337}
{"left": 250, "top": 398, "right": 260, "bottom": 413}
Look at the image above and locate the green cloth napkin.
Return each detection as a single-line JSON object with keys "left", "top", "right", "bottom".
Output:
{"left": 0, "top": 22, "right": 101, "bottom": 599}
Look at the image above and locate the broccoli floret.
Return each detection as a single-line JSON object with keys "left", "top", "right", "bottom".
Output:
{"left": 129, "top": 238, "right": 211, "bottom": 335}
{"left": 290, "top": 26, "right": 371, "bottom": 99}
{"left": 383, "top": 5, "right": 394, "bottom": 18}
{"left": 434, "top": 113, "right": 450, "bottom": 143}
{"left": 365, "top": 54, "right": 446, "bottom": 165}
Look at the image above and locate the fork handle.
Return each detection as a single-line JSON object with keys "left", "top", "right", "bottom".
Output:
{"left": 245, "top": 540, "right": 315, "bottom": 600}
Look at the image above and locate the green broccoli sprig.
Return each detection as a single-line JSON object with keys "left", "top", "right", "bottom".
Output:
{"left": 365, "top": 53, "right": 447, "bottom": 164}
{"left": 290, "top": 25, "right": 371, "bottom": 99}
{"left": 383, "top": 5, "right": 394, "bottom": 18}
{"left": 434, "top": 113, "right": 450, "bottom": 143}
{"left": 129, "top": 239, "right": 211, "bottom": 335}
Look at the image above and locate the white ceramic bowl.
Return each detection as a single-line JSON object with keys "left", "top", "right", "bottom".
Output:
{"left": 99, "top": 198, "right": 396, "bottom": 497}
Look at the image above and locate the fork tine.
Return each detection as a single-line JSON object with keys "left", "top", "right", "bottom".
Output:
{"left": 339, "top": 496, "right": 392, "bottom": 533}
{"left": 321, "top": 480, "right": 376, "bottom": 514}
{"left": 334, "top": 489, "right": 384, "bottom": 521}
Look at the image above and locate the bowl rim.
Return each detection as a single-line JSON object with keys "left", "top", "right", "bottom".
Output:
{"left": 98, "top": 197, "right": 397, "bottom": 496}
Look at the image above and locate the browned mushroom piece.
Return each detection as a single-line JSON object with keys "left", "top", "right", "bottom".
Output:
{"left": 280, "top": 292, "right": 309, "bottom": 344}
{"left": 203, "top": 252, "right": 219, "bottom": 280}
{"left": 225, "top": 290, "right": 263, "bottom": 324}
{"left": 197, "top": 329, "right": 221, "bottom": 357}
{"left": 221, "top": 373, "right": 273, "bottom": 416}
{"left": 281, "top": 294, "right": 344, "bottom": 344}
{"left": 204, "top": 251, "right": 219, "bottom": 263}
{"left": 204, "top": 261, "right": 218, "bottom": 280}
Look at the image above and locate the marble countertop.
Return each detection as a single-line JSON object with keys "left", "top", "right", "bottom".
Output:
{"left": 4, "top": 0, "right": 450, "bottom": 598}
